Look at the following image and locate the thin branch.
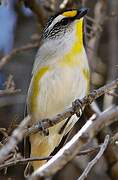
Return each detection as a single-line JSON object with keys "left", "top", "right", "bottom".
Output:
{"left": 0, "top": 145, "right": 102, "bottom": 170}
{"left": 90, "top": 106, "right": 118, "bottom": 136}
{"left": 106, "top": 91, "right": 118, "bottom": 98}
{"left": 0, "top": 156, "right": 52, "bottom": 170}
{"left": 0, "top": 89, "right": 21, "bottom": 97}
{"left": 0, "top": 74, "right": 21, "bottom": 97}
{"left": 29, "top": 107, "right": 118, "bottom": 179}
{"left": 77, "top": 145, "right": 101, "bottom": 156}
{"left": 0, "top": 94, "right": 26, "bottom": 108}
{"left": 78, "top": 135, "right": 110, "bottom": 180}
{"left": 0, "top": 116, "right": 31, "bottom": 163}
{"left": 0, "top": 42, "right": 39, "bottom": 70}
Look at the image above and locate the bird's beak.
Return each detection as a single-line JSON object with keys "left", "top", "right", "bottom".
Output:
{"left": 76, "top": 8, "right": 88, "bottom": 19}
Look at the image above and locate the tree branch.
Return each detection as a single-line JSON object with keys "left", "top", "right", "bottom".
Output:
{"left": 0, "top": 42, "right": 39, "bottom": 70}
{"left": 0, "top": 156, "right": 52, "bottom": 170}
{"left": 0, "top": 144, "right": 103, "bottom": 171}
{"left": 78, "top": 135, "right": 110, "bottom": 180}
{"left": 0, "top": 89, "right": 21, "bottom": 97}
{"left": 0, "top": 116, "right": 31, "bottom": 163}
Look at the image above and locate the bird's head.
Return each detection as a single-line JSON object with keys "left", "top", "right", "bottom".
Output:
{"left": 42, "top": 8, "right": 88, "bottom": 41}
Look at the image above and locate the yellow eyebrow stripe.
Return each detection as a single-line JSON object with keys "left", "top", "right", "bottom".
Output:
{"left": 62, "top": 10, "right": 77, "bottom": 17}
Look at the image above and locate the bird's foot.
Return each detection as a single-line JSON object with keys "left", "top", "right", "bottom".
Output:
{"left": 72, "top": 99, "right": 83, "bottom": 117}
{"left": 38, "top": 121, "right": 49, "bottom": 136}
{"left": 39, "top": 118, "right": 55, "bottom": 136}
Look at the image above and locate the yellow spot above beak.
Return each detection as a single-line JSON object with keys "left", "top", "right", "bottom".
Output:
{"left": 62, "top": 10, "right": 77, "bottom": 17}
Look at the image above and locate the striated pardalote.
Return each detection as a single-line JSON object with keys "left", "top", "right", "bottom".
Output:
{"left": 27, "top": 8, "right": 90, "bottom": 170}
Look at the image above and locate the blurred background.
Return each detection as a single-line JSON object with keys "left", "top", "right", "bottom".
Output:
{"left": 0, "top": 0, "right": 118, "bottom": 179}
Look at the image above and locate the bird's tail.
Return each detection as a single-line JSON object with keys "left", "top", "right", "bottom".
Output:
{"left": 25, "top": 114, "right": 79, "bottom": 174}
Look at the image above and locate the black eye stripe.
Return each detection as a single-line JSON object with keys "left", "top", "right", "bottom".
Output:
{"left": 53, "top": 17, "right": 73, "bottom": 28}
{"left": 60, "top": 18, "right": 69, "bottom": 25}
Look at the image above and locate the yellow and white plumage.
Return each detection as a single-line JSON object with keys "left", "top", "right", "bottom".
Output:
{"left": 27, "top": 9, "right": 90, "bottom": 170}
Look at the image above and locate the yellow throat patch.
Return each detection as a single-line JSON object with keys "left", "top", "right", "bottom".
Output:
{"left": 59, "top": 18, "right": 84, "bottom": 67}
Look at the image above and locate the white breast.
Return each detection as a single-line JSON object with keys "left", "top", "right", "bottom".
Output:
{"left": 35, "top": 64, "right": 88, "bottom": 120}
{"left": 32, "top": 25, "right": 76, "bottom": 74}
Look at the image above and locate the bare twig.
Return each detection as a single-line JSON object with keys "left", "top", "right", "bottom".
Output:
{"left": 0, "top": 94, "right": 26, "bottom": 108}
{"left": 0, "top": 116, "right": 31, "bottom": 163}
{"left": 77, "top": 145, "right": 101, "bottom": 156}
{"left": 5, "top": 74, "right": 15, "bottom": 90}
{"left": 0, "top": 42, "right": 39, "bottom": 70}
{"left": 106, "top": 91, "right": 118, "bottom": 98}
{"left": 29, "top": 107, "right": 118, "bottom": 179}
{"left": 0, "top": 74, "right": 21, "bottom": 97}
{"left": 90, "top": 106, "right": 118, "bottom": 136}
{"left": 0, "top": 156, "right": 52, "bottom": 170}
{"left": 0, "top": 145, "right": 102, "bottom": 170}
{"left": 78, "top": 135, "right": 110, "bottom": 180}
{"left": 0, "top": 89, "right": 21, "bottom": 97}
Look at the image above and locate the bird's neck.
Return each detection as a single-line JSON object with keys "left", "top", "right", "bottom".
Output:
{"left": 60, "top": 18, "right": 84, "bottom": 58}
{"left": 58, "top": 19, "right": 85, "bottom": 67}
{"left": 36, "top": 19, "right": 85, "bottom": 68}
{"left": 74, "top": 18, "right": 84, "bottom": 51}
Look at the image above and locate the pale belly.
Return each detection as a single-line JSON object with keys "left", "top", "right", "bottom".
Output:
{"left": 28, "top": 64, "right": 89, "bottom": 158}
{"left": 27, "top": 58, "right": 90, "bottom": 169}
{"left": 28, "top": 65, "right": 89, "bottom": 123}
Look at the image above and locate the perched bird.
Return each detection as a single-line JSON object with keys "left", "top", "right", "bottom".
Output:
{"left": 27, "top": 8, "right": 90, "bottom": 170}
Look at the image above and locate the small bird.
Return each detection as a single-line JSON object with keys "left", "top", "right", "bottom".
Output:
{"left": 27, "top": 8, "right": 90, "bottom": 170}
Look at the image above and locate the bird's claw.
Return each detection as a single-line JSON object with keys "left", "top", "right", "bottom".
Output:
{"left": 72, "top": 99, "right": 83, "bottom": 117}
{"left": 39, "top": 121, "right": 49, "bottom": 136}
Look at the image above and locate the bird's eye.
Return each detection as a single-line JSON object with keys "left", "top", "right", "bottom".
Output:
{"left": 60, "top": 18, "right": 69, "bottom": 26}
